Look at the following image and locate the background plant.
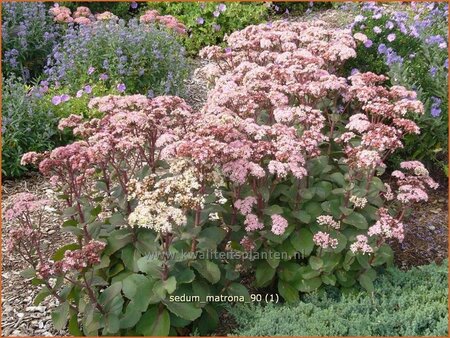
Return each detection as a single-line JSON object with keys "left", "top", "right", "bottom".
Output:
{"left": 2, "top": 1, "right": 61, "bottom": 82}
{"left": 58, "top": 1, "right": 139, "bottom": 20}
{"left": 230, "top": 260, "right": 448, "bottom": 336}
{"left": 144, "top": 1, "right": 269, "bottom": 55}
{"left": 44, "top": 18, "right": 189, "bottom": 96}
{"left": 1, "top": 76, "right": 60, "bottom": 178}
{"left": 345, "top": 2, "right": 448, "bottom": 176}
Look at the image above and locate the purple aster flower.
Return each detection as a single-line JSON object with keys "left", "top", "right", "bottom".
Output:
{"left": 364, "top": 39, "right": 373, "bottom": 48}
{"left": 429, "top": 67, "right": 438, "bottom": 76}
{"left": 84, "top": 85, "right": 92, "bottom": 94}
{"left": 99, "top": 73, "right": 109, "bottom": 81}
{"left": 147, "top": 89, "right": 155, "bottom": 98}
{"left": 431, "top": 105, "right": 441, "bottom": 117}
{"left": 39, "top": 85, "right": 49, "bottom": 94}
{"left": 409, "top": 25, "right": 419, "bottom": 38}
{"left": 51, "top": 95, "right": 62, "bottom": 105}
{"left": 274, "top": 5, "right": 280, "bottom": 12}
{"left": 87, "top": 66, "right": 95, "bottom": 75}
{"left": 386, "top": 21, "right": 394, "bottom": 29}
{"left": 372, "top": 13, "right": 382, "bottom": 19}
{"left": 218, "top": 3, "right": 226, "bottom": 12}
{"left": 76, "top": 90, "right": 83, "bottom": 98}
{"left": 213, "top": 24, "right": 221, "bottom": 32}
{"left": 196, "top": 17, "right": 204, "bottom": 25}
{"left": 117, "top": 83, "right": 126, "bottom": 93}
{"left": 387, "top": 33, "right": 396, "bottom": 42}
{"left": 439, "top": 42, "right": 447, "bottom": 49}
{"left": 373, "top": 26, "right": 382, "bottom": 34}
{"left": 445, "top": 59, "right": 448, "bottom": 69}
{"left": 60, "top": 94, "right": 70, "bottom": 102}
{"left": 426, "top": 35, "right": 444, "bottom": 45}
{"left": 385, "top": 49, "right": 403, "bottom": 66}
{"left": 213, "top": 10, "right": 220, "bottom": 17}
{"left": 224, "top": 47, "right": 232, "bottom": 54}
{"left": 377, "top": 43, "right": 387, "bottom": 54}
{"left": 130, "top": 2, "right": 138, "bottom": 9}
{"left": 354, "top": 15, "right": 365, "bottom": 22}
{"left": 351, "top": 68, "right": 360, "bottom": 75}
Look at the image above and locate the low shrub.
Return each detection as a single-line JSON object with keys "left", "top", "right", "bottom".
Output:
{"left": 44, "top": 17, "right": 189, "bottom": 96}
{"left": 272, "top": 1, "right": 332, "bottom": 15}
{"left": 144, "top": 1, "right": 269, "bottom": 55}
{"left": 1, "top": 77, "right": 59, "bottom": 178}
{"left": 1, "top": 1, "right": 60, "bottom": 81}
{"left": 57, "top": 1, "right": 138, "bottom": 20}
{"left": 231, "top": 260, "right": 448, "bottom": 336}
{"left": 345, "top": 2, "right": 448, "bottom": 175}
{"left": 7, "top": 20, "right": 437, "bottom": 336}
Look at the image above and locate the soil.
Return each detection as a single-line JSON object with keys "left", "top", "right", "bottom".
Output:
{"left": 390, "top": 187, "right": 448, "bottom": 269}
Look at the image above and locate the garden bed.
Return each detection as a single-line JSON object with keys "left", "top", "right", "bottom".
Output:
{"left": 2, "top": 2, "right": 448, "bottom": 337}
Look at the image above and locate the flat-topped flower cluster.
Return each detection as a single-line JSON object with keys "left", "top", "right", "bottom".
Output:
{"left": 49, "top": 4, "right": 186, "bottom": 34}
{"left": 6, "top": 19, "right": 438, "bottom": 335}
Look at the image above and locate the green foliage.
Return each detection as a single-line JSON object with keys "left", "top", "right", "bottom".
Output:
{"left": 273, "top": 1, "right": 332, "bottom": 15}
{"left": 231, "top": 260, "right": 449, "bottom": 336}
{"left": 36, "top": 81, "right": 119, "bottom": 120}
{"left": 144, "top": 1, "right": 269, "bottom": 55}
{"left": 1, "top": 77, "right": 59, "bottom": 178}
{"left": 45, "top": 19, "right": 190, "bottom": 96}
{"left": 345, "top": 2, "right": 448, "bottom": 174}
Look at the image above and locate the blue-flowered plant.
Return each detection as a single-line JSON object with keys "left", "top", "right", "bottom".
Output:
{"left": 2, "top": 1, "right": 61, "bottom": 82}
{"left": 44, "top": 18, "right": 189, "bottom": 96}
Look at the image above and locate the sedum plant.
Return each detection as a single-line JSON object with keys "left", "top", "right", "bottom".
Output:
{"left": 6, "top": 20, "right": 437, "bottom": 336}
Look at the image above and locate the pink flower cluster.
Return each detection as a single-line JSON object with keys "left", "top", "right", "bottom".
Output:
{"left": 4, "top": 193, "right": 51, "bottom": 222}
{"left": 49, "top": 4, "right": 96, "bottom": 24}
{"left": 338, "top": 73, "right": 424, "bottom": 172}
{"left": 234, "top": 197, "right": 257, "bottom": 215}
{"left": 49, "top": 4, "right": 119, "bottom": 25}
{"left": 350, "top": 235, "right": 373, "bottom": 254}
{"left": 271, "top": 214, "right": 288, "bottom": 235}
{"left": 368, "top": 208, "right": 404, "bottom": 242}
{"left": 38, "top": 240, "right": 106, "bottom": 278}
{"left": 313, "top": 231, "right": 338, "bottom": 249}
{"left": 391, "top": 161, "right": 438, "bottom": 204}
{"left": 140, "top": 10, "right": 187, "bottom": 34}
{"left": 4, "top": 193, "right": 53, "bottom": 273}
{"left": 22, "top": 96, "right": 196, "bottom": 208}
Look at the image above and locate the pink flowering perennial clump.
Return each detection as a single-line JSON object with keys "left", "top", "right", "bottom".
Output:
{"left": 6, "top": 19, "right": 439, "bottom": 335}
